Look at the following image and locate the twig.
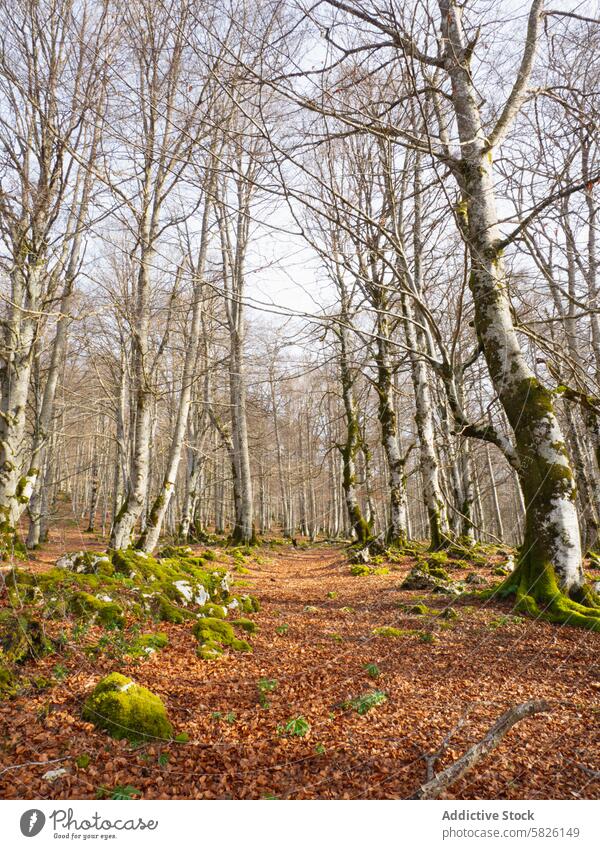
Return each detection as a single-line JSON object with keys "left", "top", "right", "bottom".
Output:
{"left": 0, "top": 756, "right": 72, "bottom": 779}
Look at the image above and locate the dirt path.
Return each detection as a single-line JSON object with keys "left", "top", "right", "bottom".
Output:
{"left": 1, "top": 545, "right": 599, "bottom": 799}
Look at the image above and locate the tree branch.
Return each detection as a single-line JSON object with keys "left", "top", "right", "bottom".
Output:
{"left": 411, "top": 700, "right": 550, "bottom": 799}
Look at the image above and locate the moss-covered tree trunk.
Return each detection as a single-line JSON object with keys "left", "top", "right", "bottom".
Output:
{"left": 375, "top": 319, "right": 409, "bottom": 545}
{"left": 441, "top": 0, "right": 599, "bottom": 626}
{"left": 338, "top": 320, "right": 370, "bottom": 546}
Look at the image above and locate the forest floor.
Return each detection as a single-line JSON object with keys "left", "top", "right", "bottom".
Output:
{"left": 0, "top": 528, "right": 599, "bottom": 800}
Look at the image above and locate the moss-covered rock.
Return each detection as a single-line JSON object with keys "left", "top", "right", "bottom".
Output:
{"left": 408, "top": 602, "right": 429, "bottom": 616}
{"left": 192, "top": 617, "right": 252, "bottom": 660}
{"left": 237, "top": 595, "right": 260, "bottom": 614}
{"left": 82, "top": 672, "right": 173, "bottom": 742}
{"left": 0, "top": 610, "right": 54, "bottom": 663}
{"left": 232, "top": 618, "right": 257, "bottom": 633}
{"left": 131, "top": 632, "right": 168, "bottom": 655}
{"left": 147, "top": 594, "right": 194, "bottom": 624}
{"left": 197, "top": 602, "right": 227, "bottom": 619}
{"left": 400, "top": 565, "right": 439, "bottom": 591}
{"left": 56, "top": 551, "right": 114, "bottom": 576}
{"left": 67, "top": 592, "right": 124, "bottom": 627}
{"left": 465, "top": 572, "right": 487, "bottom": 585}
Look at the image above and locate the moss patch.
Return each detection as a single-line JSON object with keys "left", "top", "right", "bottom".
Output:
{"left": 232, "top": 618, "right": 257, "bottom": 633}
{"left": 0, "top": 610, "right": 54, "bottom": 663}
{"left": 82, "top": 672, "right": 172, "bottom": 742}
{"left": 68, "top": 592, "right": 124, "bottom": 628}
{"left": 192, "top": 618, "right": 252, "bottom": 660}
{"left": 372, "top": 626, "right": 418, "bottom": 638}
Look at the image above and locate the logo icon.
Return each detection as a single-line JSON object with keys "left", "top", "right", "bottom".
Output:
{"left": 20, "top": 810, "right": 46, "bottom": 837}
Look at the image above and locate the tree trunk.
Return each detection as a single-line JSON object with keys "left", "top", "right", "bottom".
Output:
{"left": 440, "top": 0, "right": 598, "bottom": 625}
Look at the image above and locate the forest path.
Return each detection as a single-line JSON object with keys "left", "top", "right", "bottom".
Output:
{"left": 0, "top": 543, "right": 598, "bottom": 799}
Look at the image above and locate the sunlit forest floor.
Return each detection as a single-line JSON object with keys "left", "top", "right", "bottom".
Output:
{"left": 0, "top": 521, "right": 598, "bottom": 800}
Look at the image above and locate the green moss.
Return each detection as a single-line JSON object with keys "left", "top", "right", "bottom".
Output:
{"left": 419, "top": 631, "right": 438, "bottom": 644}
{"left": 0, "top": 660, "right": 17, "bottom": 699}
{"left": 427, "top": 551, "right": 448, "bottom": 565}
{"left": 68, "top": 592, "right": 124, "bottom": 628}
{"left": 57, "top": 551, "right": 114, "bottom": 575}
{"left": 156, "top": 545, "right": 193, "bottom": 560}
{"left": 232, "top": 618, "right": 257, "bottom": 633}
{"left": 197, "top": 602, "right": 227, "bottom": 619}
{"left": 449, "top": 558, "right": 470, "bottom": 570}
{"left": 192, "top": 617, "right": 252, "bottom": 659}
{"left": 372, "top": 626, "right": 417, "bottom": 638}
{"left": 82, "top": 672, "right": 173, "bottom": 742}
{"left": 350, "top": 564, "right": 372, "bottom": 576}
{"left": 498, "top": 551, "right": 600, "bottom": 632}
{"left": 0, "top": 610, "right": 54, "bottom": 663}
{"left": 238, "top": 595, "right": 260, "bottom": 613}
{"left": 408, "top": 603, "right": 429, "bottom": 616}
{"left": 427, "top": 564, "right": 450, "bottom": 581}
{"left": 132, "top": 632, "right": 168, "bottom": 654}
{"left": 150, "top": 595, "right": 194, "bottom": 624}
{"left": 400, "top": 562, "right": 453, "bottom": 591}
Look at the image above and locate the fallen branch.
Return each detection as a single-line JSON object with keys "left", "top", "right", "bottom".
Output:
{"left": 0, "top": 756, "right": 72, "bottom": 779}
{"left": 411, "top": 700, "right": 550, "bottom": 799}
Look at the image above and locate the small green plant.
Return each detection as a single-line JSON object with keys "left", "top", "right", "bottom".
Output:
{"left": 174, "top": 732, "right": 190, "bottom": 743}
{"left": 158, "top": 752, "right": 169, "bottom": 768}
{"left": 52, "top": 663, "right": 69, "bottom": 681}
{"left": 419, "top": 631, "right": 438, "bottom": 644}
{"left": 315, "top": 742, "right": 326, "bottom": 755}
{"left": 279, "top": 716, "right": 310, "bottom": 737}
{"left": 488, "top": 614, "right": 524, "bottom": 629}
{"left": 75, "top": 754, "right": 91, "bottom": 769}
{"left": 257, "top": 678, "right": 278, "bottom": 708}
{"left": 275, "top": 623, "right": 289, "bottom": 635}
{"left": 97, "top": 784, "right": 141, "bottom": 801}
{"left": 71, "top": 621, "right": 91, "bottom": 642}
{"left": 211, "top": 711, "right": 222, "bottom": 721}
{"left": 326, "top": 591, "right": 337, "bottom": 599}
{"left": 304, "top": 605, "right": 318, "bottom": 613}
{"left": 326, "top": 632, "right": 344, "bottom": 642}
{"left": 364, "top": 663, "right": 380, "bottom": 679}
{"left": 346, "top": 690, "right": 387, "bottom": 715}
{"left": 225, "top": 711, "right": 237, "bottom": 724}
